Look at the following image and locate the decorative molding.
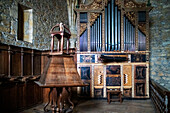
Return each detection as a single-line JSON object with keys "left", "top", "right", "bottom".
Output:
{"left": 146, "top": 11, "right": 149, "bottom": 51}
{"left": 88, "top": 12, "right": 91, "bottom": 52}
{"left": 90, "top": 13, "right": 100, "bottom": 26}
{"left": 102, "top": 11, "right": 105, "bottom": 52}
{"left": 92, "top": 65, "right": 94, "bottom": 97}
{"left": 103, "top": 65, "right": 106, "bottom": 97}
{"left": 132, "top": 64, "right": 134, "bottom": 97}
{"left": 80, "top": 23, "right": 87, "bottom": 36}
{"left": 77, "top": 12, "right": 80, "bottom": 52}
{"left": 135, "top": 11, "right": 138, "bottom": 51}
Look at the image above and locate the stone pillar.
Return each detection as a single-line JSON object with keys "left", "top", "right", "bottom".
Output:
{"left": 67, "top": 0, "right": 77, "bottom": 48}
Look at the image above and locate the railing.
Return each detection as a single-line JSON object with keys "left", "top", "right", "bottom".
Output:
{"left": 150, "top": 79, "right": 170, "bottom": 113}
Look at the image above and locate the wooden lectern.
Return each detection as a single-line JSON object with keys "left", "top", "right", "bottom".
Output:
{"left": 35, "top": 23, "right": 87, "bottom": 112}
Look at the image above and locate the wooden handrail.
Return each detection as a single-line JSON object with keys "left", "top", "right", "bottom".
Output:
{"left": 150, "top": 79, "right": 170, "bottom": 113}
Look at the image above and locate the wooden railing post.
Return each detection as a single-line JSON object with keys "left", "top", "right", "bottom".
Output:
{"left": 8, "top": 46, "right": 11, "bottom": 78}
{"left": 31, "top": 49, "right": 34, "bottom": 76}
{"left": 21, "top": 48, "right": 24, "bottom": 77}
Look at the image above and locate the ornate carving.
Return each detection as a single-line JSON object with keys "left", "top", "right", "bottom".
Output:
{"left": 80, "top": 0, "right": 103, "bottom": 10}
{"left": 115, "top": 0, "right": 121, "bottom": 9}
{"left": 80, "top": 23, "right": 87, "bottom": 35}
{"left": 90, "top": 13, "right": 100, "bottom": 25}
{"left": 124, "top": 0, "right": 146, "bottom": 8}
{"left": 125, "top": 11, "right": 135, "bottom": 25}
{"left": 123, "top": 65, "right": 132, "bottom": 86}
{"left": 138, "top": 23, "right": 146, "bottom": 35}
{"left": 94, "top": 65, "right": 104, "bottom": 86}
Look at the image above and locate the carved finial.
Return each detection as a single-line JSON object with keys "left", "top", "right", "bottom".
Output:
{"left": 59, "top": 23, "right": 64, "bottom": 31}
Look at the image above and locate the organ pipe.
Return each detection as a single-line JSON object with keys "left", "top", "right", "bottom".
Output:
{"left": 111, "top": 0, "right": 115, "bottom": 51}
{"left": 80, "top": 0, "right": 147, "bottom": 52}
{"left": 99, "top": 14, "right": 102, "bottom": 51}
{"left": 118, "top": 10, "right": 121, "bottom": 51}
{"left": 105, "top": 7, "right": 108, "bottom": 51}
{"left": 107, "top": 2, "right": 111, "bottom": 51}
{"left": 115, "top": 6, "right": 118, "bottom": 51}
{"left": 94, "top": 21, "right": 96, "bottom": 51}
{"left": 97, "top": 17, "right": 99, "bottom": 51}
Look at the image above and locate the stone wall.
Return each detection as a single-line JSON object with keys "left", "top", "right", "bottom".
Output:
{"left": 149, "top": 0, "right": 170, "bottom": 90}
{"left": 0, "top": 0, "right": 69, "bottom": 50}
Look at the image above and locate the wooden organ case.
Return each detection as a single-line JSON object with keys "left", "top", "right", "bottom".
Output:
{"left": 75, "top": 0, "right": 152, "bottom": 98}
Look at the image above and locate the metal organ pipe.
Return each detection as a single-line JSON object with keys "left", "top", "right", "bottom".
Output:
{"left": 124, "top": 16, "right": 126, "bottom": 51}
{"left": 132, "top": 26, "right": 135, "bottom": 51}
{"left": 126, "top": 18, "right": 128, "bottom": 51}
{"left": 97, "top": 17, "right": 100, "bottom": 51}
{"left": 105, "top": 6, "right": 108, "bottom": 51}
{"left": 130, "top": 22, "right": 132, "bottom": 51}
{"left": 93, "top": 24, "right": 95, "bottom": 51}
{"left": 118, "top": 10, "right": 121, "bottom": 51}
{"left": 127, "top": 20, "right": 130, "bottom": 51}
{"left": 95, "top": 20, "right": 98, "bottom": 51}
{"left": 107, "top": 2, "right": 111, "bottom": 51}
{"left": 99, "top": 14, "right": 102, "bottom": 51}
{"left": 111, "top": 0, "right": 115, "bottom": 51}
{"left": 90, "top": 26, "right": 93, "bottom": 51}
{"left": 115, "top": 6, "right": 118, "bottom": 51}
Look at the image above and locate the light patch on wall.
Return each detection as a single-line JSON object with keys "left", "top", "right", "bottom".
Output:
{"left": 23, "top": 9, "right": 33, "bottom": 43}
{"left": 18, "top": 4, "right": 33, "bottom": 43}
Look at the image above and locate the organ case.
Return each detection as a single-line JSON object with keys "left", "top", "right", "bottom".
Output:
{"left": 75, "top": 0, "right": 152, "bottom": 98}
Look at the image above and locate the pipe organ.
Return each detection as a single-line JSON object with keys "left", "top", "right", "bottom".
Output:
{"left": 75, "top": 0, "right": 152, "bottom": 98}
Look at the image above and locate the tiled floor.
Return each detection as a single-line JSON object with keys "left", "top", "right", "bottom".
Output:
{"left": 21, "top": 99, "right": 157, "bottom": 113}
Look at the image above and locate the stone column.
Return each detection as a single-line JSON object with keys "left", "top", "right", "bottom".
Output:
{"left": 67, "top": 0, "right": 77, "bottom": 48}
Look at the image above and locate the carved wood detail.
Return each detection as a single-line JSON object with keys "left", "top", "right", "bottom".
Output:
{"left": 94, "top": 65, "right": 104, "bottom": 86}
{"left": 123, "top": 65, "right": 132, "bottom": 86}
{"left": 80, "top": 0, "right": 103, "bottom": 10}
{"left": 124, "top": 0, "right": 146, "bottom": 8}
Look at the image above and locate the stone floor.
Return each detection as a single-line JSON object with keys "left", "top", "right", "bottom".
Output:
{"left": 21, "top": 99, "right": 157, "bottom": 113}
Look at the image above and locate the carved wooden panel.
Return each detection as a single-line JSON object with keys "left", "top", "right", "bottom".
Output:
{"left": 79, "top": 66, "right": 91, "bottom": 97}
{"left": 0, "top": 46, "right": 8, "bottom": 76}
{"left": 106, "top": 65, "right": 120, "bottom": 74}
{"left": 135, "top": 83, "right": 145, "bottom": 96}
{"left": 81, "top": 81, "right": 91, "bottom": 96}
{"left": 80, "top": 67, "right": 91, "bottom": 80}
{"left": 123, "top": 65, "right": 132, "bottom": 86}
{"left": 123, "top": 88, "right": 132, "bottom": 97}
{"left": 135, "top": 66, "right": 146, "bottom": 79}
{"left": 94, "top": 88, "right": 103, "bottom": 98}
{"left": 106, "top": 75, "right": 121, "bottom": 86}
{"left": 134, "top": 65, "right": 146, "bottom": 97}
{"left": 131, "top": 54, "right": 146, "bottom": 62}
{"left": 80, "top": 55, "right": 95, "bottom": 63}
{"left": 94, "top": 65, "right": 104, "bottom": 86}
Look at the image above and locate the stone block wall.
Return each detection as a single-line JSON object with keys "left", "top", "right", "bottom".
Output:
{"left": 149, "top": 0, "right": 170, "bottom": 90}
{"left": 0, "top": 0, "right": 69, "bottom": 50}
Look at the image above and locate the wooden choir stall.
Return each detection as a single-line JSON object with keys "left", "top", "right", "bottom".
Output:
{"left": 75, "top": 0, "right": 152, "bottom": 99}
